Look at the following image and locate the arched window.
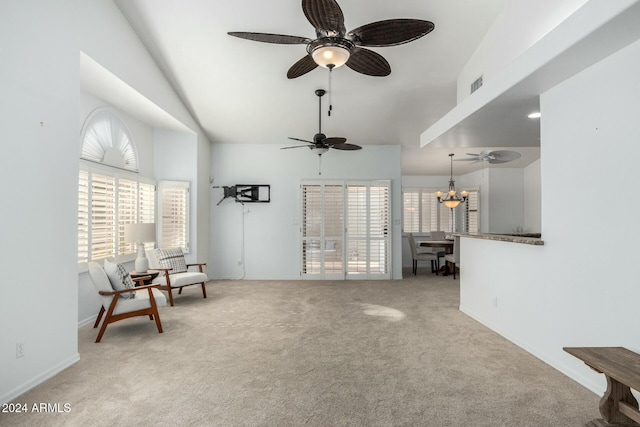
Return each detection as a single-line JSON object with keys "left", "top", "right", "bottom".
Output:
{"left": 78, "top": 108, "right": 155, "bottom": 266}
{"left": 81, "top": 109, "right": 138, "bottom": 172}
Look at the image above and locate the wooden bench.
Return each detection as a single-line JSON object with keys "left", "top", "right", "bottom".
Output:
{"left": 564, "top": 347, "right": 640, "bottom": 427}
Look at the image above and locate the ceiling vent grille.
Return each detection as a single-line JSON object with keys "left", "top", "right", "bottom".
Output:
{"left": 471, "top": 75, "right": 483, "bottom": 94}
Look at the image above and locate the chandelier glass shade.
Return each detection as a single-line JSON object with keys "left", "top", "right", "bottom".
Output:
{"left": 435, "top": 153, "right": 468, "bottom": 208}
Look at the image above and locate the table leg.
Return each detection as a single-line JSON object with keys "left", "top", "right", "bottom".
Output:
{"left": 596, "top": 375, "right": 640, "bottom": 426}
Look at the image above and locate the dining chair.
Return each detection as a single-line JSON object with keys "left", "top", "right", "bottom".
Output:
{"left": 428, "top": 231, "right": 447, "bottom": 268}
{"left": 408, "top": 233, "right": 439, "bottom": 275}
{"left": 444, "top": 235, "right": 461, "bottom": 279}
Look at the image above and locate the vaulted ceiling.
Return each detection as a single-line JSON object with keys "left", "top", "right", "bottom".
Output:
{"left": 103, "top": 0, "right": 540, "bottom": 175}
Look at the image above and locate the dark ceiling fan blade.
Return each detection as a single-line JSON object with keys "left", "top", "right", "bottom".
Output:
{"left": 302, "top": 0, "right": 346, "bottom": 35}
{"left": 227, "top": 32, "right": 311, "bottom": 45}
{"left": 287, "top": 55, "right": 318, "bottom": 79}
{"left": 324, "top": 137, "right": 347, "bottom": 145}
{"left": 281, "top": 144, "right": 314, "bottom": 150}
{"left": 331, "top": 143, "right": 362, "bottom": 151}
{"left": 345, "top": 47, "right": 391, "bottom": 76}
{"left": 348, "top": 19, "right": 434, "bottom": 47}
{"left": 288, "top": 137, "right": 315, "bottom": 144}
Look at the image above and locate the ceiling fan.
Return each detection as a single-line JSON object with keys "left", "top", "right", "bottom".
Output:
{"left": 455, "top": 150, "right": 522, "bottom": 164}
{"left": 282, "top": 89, "right": 361, "bottom": 174}
{"left": 228, "top": 0, "right": 434, "bottom": 78}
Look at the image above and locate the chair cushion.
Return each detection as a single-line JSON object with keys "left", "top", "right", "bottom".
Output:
{"left": 155, "top": 247, "right": 188, "bottom": 274}
{"left": 154, "top": 271, "right": 208, "bottom": 288}
{"left": 112, "top": 287, "right": 167, "bottom": 315}
{"left": 103, "top": 259, "right": 135, "bottom": 299}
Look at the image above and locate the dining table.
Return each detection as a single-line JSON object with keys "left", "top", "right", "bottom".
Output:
{"left": 418, "top": 239, "right": 455, "bottom": 275}
{"left": 418, "top": 239, "right": 454, "bottom": 253}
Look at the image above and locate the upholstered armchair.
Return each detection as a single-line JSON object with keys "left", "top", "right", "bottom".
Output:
{"left": 147, "top": 247, "right": 208, "bottom": 306}
{"left": 87, "top": 261, "right": 166, "bottom": 343}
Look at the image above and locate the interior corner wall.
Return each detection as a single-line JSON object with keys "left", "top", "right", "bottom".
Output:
{"left": 0, "top": 0, "right": 80, "bottom": 404}
{"left": 210, "top": 144, "right": 403, "bottom": 280}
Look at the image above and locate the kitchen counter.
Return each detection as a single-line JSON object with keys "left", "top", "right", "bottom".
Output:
{"left": 455, "top": 232, "right": 544, "bottom": 246}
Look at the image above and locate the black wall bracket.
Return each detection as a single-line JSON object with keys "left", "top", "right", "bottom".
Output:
{"left": 213, "top": 184, "right": 271, "bottom": 206}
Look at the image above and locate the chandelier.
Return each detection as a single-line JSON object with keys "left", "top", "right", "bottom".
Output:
{"left": 435, "top": 153, "right": 468, "bottom": 209}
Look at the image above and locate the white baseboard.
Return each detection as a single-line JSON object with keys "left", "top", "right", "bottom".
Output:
{"left": 458, "top": 304, "right": 604, "bottom": 396}
{"left": 78, "top": 315, "right": 97, "bottom": 329}
{"left": 1, "top": 353, "right": 80, "bottom": 405}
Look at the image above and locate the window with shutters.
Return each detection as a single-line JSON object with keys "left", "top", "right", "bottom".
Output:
{"left": 78, "top": 109, "right": 154, "bottom": 268}
{"left": 301, "top": 180, "right": 390, "bottom": 280}
{"left": 463, "top": 190, "right": 480, "bottom": 233}
{"left": 403, "top": 187, "right": 480, "bottom": 233}
{"left": 77, "top": 165, "right": 156, "bottom": 265}
{"left": 157, "top": 180, "right": 190, "bottom": 253}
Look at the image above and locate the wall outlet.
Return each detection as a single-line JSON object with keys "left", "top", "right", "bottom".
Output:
{"left": 16, "top": 342, "right": 25, "bottom": 359}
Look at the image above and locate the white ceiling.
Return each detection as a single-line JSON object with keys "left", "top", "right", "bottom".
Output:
{"left": 94, "top": 0, "right": 540, "bottom": 175}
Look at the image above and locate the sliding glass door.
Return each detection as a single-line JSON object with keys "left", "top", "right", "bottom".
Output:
{"left": 301, "top": 180, "right": 391, "bottom": 280}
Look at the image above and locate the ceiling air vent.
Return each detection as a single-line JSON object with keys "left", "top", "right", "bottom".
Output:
{"left": 471, "top": 75, "right": 483, "bottom": 94}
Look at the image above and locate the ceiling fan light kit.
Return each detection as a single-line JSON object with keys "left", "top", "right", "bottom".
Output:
{"left": 228, "top": 0, "right": 434, "bottom": 78}
{"left": 309, "top": 38, "right": 353, "bottom": 68}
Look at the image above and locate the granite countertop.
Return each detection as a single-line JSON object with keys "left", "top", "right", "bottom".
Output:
{"left": 455, "top": 232, "right": 544, "bottom": 246}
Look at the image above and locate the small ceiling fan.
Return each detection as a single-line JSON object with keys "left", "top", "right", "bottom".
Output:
{"left": 282, "top": 89, "right": 361, "bottom": 174}
{"left": 228, "top": 0, "right": 434, "bottom": 78}
{"left": 455, "top": 150, "right": 521, "bottom": 164}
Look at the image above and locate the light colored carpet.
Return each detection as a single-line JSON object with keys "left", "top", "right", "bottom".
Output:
{"left": 1, "top": 269, "right": 599, "bottom": 426}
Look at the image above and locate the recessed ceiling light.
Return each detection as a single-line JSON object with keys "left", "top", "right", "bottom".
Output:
{"left": 528, "top": 112, "right": 541, "bottom": 119}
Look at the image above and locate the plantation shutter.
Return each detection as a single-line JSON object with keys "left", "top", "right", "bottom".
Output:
{"left": 346, "top": 181, "right": 391, "bottom": 279}
{"left": 464, "top": 190, "right": 479, "bottom": 232}
{"left": 139, "top": 182, "right": 156, "bottom": 251}
{"left": 368, "top": 182, "right": 390, "bottom": 276}
{"left": 158, "top": 180, "right": 189, "bottom": 253}
{"left": 302, "top": 183, "right": 322, "bottom": 276}
{"left": 90, "top": 173, "right": 116, "bottom": 260}
{"left": 118, "top": 178, "right": 138, "bottom": 255}
{"left": 301, "top": 182, "right": 344, "bottom": 279}
{"left": 346, "top": 184, "right": 368, "bottom": 276}
{"left": 78, "top": 170, "right": 90, "bottom": 263}
{"left": 402, "top": 189, "right": 419, "bottom": 233}
{"left": 323, "top": 184, "right": 344, "bottom": 277}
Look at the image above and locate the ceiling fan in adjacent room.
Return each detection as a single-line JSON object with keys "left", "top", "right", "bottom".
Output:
{"left": 228, "top": 0, "right": 434, "bottom": 78}
{"left": 282, "top": 89, "right": 361, "bottom": 175}
{"left": 455, "top": 150, "right": 522, "bottom": 164}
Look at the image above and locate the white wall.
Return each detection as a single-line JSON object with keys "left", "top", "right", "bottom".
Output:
{"left": 523, "top": 160, "right": 541, "bottom": 232}
{"left": 457, "top": 0, "right": 588, "bottom": 103}
{"left": 487, "top": 169, "right": 525, "bottom": 233}
{"left": 460, "top": 36, "right": 640, "bottom": 395}
{"left": 210, "top": 144, "right": 403, "bottom": 279}
{"left": 0, "top": 0, "right": 80, "bottom": 404}
{"left": 154, "top": 129, "right": 204, "bottom": 266}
